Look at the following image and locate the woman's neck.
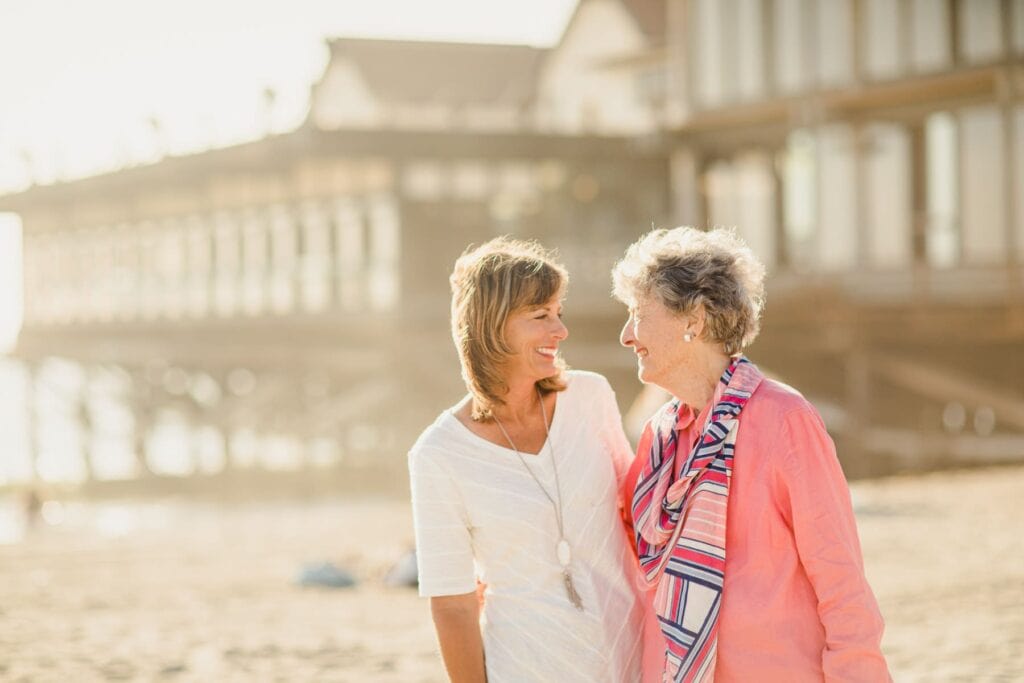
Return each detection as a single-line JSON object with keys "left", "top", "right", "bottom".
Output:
{"left": 485, "top": 378, "right": 541, "bottom": 426}
{"left": 669, "top": 348, "right": 732, "bottom": 414}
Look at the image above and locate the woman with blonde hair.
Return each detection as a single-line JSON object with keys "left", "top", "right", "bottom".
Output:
{"left": 614, "top": 227, "right": 890, "bottom": 682}
{"left": 409, "top": 237, "right": 650, "bottom": 682}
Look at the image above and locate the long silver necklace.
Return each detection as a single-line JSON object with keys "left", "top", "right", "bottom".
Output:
{"left": 492, "top": 389, "right": 584, "bottom": 611}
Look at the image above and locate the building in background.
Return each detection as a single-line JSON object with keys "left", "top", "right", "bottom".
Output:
{"left": 3, "top": 0, "right": 1022, "bottom": 488}
{"left": 662, "top": 0, "right": 1024, "bottom": 473}
{"left": 0, "top": 1, "right": 670, "bottom": 488}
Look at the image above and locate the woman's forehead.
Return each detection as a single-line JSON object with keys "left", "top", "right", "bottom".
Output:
{"left": 525, "top": 295, "right": 563, "bottom": 309}
{"left": 632, "top": 291, "right": 659, "bottom": 308}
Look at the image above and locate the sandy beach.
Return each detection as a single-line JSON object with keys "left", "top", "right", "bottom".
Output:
{"left": 2, "top": 465, "right": 1023, "bottom": 682}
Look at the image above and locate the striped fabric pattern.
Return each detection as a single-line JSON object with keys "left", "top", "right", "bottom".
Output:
{"left": 631, "top": 357, "right": 764, "bottom": 682}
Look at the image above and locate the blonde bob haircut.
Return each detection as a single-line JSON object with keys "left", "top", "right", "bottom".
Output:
{"left": 612, "top": 227, "right": 766, "bottom": 355}
{"left": 450, "top": 236, "right": 569, "bottom": 421}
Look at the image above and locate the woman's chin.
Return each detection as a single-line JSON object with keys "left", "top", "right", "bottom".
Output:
{"left": 529, "top": 360, "right": 559, "bottom": 380}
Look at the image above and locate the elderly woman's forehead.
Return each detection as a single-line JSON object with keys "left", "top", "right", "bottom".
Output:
{"left": 633, "top": 290, "right": 665, "bottom": 309}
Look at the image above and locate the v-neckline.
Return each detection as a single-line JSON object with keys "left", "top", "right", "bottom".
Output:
{"left": 449, "top": 392, "right": 560, "bottom": 458}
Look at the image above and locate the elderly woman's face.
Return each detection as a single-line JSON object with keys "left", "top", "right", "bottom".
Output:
{"left": 502, "top": 295, "right": 568, "bottom": 383}
{"left": 619, "top": 293, "right": 691, "bottom": 389}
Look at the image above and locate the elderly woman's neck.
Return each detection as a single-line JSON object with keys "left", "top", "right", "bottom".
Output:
{"left": 672, "top": 347, "right": 733, "bottom": 413}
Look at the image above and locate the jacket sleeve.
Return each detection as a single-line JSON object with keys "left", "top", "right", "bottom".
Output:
{"left": 776, "top": 407, "right": 892, "bottom": 682}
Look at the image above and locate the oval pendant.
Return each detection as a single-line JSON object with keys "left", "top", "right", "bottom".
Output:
{"left": 556, "top": 539, "right": 571, "bottom": 567}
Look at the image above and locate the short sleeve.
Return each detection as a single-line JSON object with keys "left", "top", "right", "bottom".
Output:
{"left": 408, "top": 446, "right": 477, "bottom": 597}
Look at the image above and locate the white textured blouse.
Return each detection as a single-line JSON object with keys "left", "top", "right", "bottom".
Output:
{"left": 409, "top": 371, "right": 645, "bottom": 682}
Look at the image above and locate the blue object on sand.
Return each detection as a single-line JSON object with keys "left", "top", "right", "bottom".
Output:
{"left": 296, "top": 561, "right": 356, "bottom": 588}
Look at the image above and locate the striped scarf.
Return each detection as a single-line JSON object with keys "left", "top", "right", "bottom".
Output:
{"left": 631, "top": 357, "right": 763, "bottom": 682}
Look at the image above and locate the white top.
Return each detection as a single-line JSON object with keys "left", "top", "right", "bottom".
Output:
{"left": 408, "top": 371, "right": 646, "bottom": 683}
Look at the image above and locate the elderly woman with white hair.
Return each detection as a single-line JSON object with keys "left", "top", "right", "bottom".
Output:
{"left": 613, "top": 227, "right": 890, "bottom": 682}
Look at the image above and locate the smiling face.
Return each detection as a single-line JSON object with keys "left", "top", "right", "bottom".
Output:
{"left": 502, "top": 296, "right": 569, "bottom": 384}
{"left": 619, "top": 293, "right": 693, "bottom": 390}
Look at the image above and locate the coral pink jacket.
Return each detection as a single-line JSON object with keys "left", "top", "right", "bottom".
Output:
{"left": 623, "top": 378, "right": 891, "bottom": 682}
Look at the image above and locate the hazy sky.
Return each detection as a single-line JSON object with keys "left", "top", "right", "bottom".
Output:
{"left": 0, "top": 0, "right": 578, "bottom": 350}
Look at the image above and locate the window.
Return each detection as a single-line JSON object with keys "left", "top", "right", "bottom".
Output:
{"left": 213, "top": 212, "right": 240, "bottom": 317}
{"left": 925, "top": 112, "right": 959, "bottom": 268}
{"left": 959, "top": 0, "right": 1003, "bottom": 64}
{"left": 775, "top": 0, "right": 809, "bottom": 93}
{"left": 240, "top": 211, "right": 268, "bottom": 316}
{"left": 157, "top": 222, "right": 186, "bottom": 319}
{"left": 735, "top": 152, "right": 777, "bottom": 269}
{"left": 864, "top": 124, "right": 912, "bottom": 268}
{"left": 693, "top": 0, "right": 726, "bottom": 105}
{"left": 1016, "top": 107, "right": 1024, "bottom": 261}
{"left": 735, "top": 0, "right": 765, "bottom": 100}
{"left": 138, "top": 224, "right": 160, "bottom": 321}
{"left": 910, "top": 0, "right": 951, "bottom": 72}
{"left": 367, "top": 198, "right": 400, "bottom": 312}
{"left": 960, "top": 106, "right": 1006, "bottom": 264}
{"left": 268, "top": 205, "right": 297, "bottom": 314}
{"left": 403, "top": 161, "right": 446, "bottom": 200}
{"left": 299, "top": 203, "right": 331, "bottom": 313}
{"left": 184, "top": 216, "right": 211, "bottom": 319}
{"left": 817, "top": 0, "right": 853, "bottom": 87}
{"left": 816, "top": 125, "right": 858, "bottom": 271}
{"left": 861, "top": 0, "right": 901, "bottom": 80}
{"left": 705, "top": 160, "right": 738, "bottom": 228}
{"left": 452, "top": 162, "right": 490, "bottom": 200}
{"left": 334, "top": 200, "right": 365, "bottom": 312}
{"left": 1015, "top": 0, "right": 1024, "bottom": 53}
{"left": 782, "top": 129, "right": 817, "bottom": 268}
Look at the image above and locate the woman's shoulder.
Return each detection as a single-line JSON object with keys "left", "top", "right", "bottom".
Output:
{"left": 408, "top": 407, "right": 467, "bottom": 464}
{"left": 746, "top": 377, "right": 831, "bottom": 446}
{"left": 751, "top": 377, "right": 816, "bottom": 416}
{"left": 564, "top": 369, "right": 613, "bottom": 394}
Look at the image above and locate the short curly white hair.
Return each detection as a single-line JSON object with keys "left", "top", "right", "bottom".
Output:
{"left": 612, "top": 227, "right": 766, "bottom": 355}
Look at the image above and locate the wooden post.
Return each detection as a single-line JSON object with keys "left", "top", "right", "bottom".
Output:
{"left": 131, "top": 370, "right": 157, "bottom": 479}
{"left": 24, "top": 360, "right": 42, "bottom": 484}
{"left": 844, "top": 344, "right": 872, "bottom": 476}
{"left": 1001, "top": 0, "right": 1021, "bottom": 294}
{"left": 76, "top": 369, "right": 96, "bottom": 483}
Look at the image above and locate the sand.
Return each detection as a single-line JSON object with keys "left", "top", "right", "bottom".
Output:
{"left": 2, "top": 465, "right": 1023, "bottom": 682}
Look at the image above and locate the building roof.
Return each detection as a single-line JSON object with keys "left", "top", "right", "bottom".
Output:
{"left": 323, "top": 38, "right": 549, "bottom": 108}
{"left": 618, "top": 0, "right": 666, "bottom": 44}
{"left": 558, "top": 0, "right": 666, "bottom": 48}
{"left": 0, "top": 126, "right": 662, "bottom": 212}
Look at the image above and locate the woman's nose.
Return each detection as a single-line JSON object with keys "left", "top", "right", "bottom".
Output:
{"left": 619, "top": 318, "right": 635, "bottom": 347}
{"left": 554, "top": 317, "right": 569, "bottom": 340}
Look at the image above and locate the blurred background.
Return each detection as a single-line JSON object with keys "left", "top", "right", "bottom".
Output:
{"left": 1, "top": 1, "right": 1022, "bottom": 681}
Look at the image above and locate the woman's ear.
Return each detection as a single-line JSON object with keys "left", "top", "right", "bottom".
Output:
{"left": 685, "top": 305, "right": 707, "bottom": 340}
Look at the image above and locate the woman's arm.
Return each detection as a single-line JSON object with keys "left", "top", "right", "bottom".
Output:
{"left": 430, "top": 592, "right": 486, "bottom": 683}
{"left": 409, "top": 446, "right": 484, "bottom": 679}
{"left": 777, "top": 407, "right": 891, "bottom": 682}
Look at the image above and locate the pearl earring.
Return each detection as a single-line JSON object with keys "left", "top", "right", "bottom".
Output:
{"left": 683, "top": 333, "right": 693, "bottom": 342}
